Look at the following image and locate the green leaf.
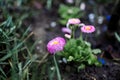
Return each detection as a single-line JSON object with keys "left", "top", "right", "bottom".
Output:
{"left": 88, "top": 59, "right": 92, "bottom": 65}
{"left": 78, "top": 64, "right": 85, "bottom": 70}
{"left": 67, "top": 56, "right": 74, "bottom": 61}
{"left": 59, "top": 19, "right": 67, "bottom": 25}
{"left": 84, "top": 41, "right": 91, "bottom": 47}
{"left": 0, "top": 67, "right": 7, "bottom": 78}
{"left": 87, "top": 54, "right": 97, "bottom": 65}
{"left": 95, "top": 61, "right": 102, "bottom": 66}
{"left": 58, "top": 4, "right": 83, "bottom": 25}
{"left": 115, "top": 32, "right": 120, "bottom": 42}
{"left": 92, "top": 49, "right": 101, "bottom": 54}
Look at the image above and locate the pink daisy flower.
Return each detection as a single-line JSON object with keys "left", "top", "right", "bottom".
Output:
{"left": 67, "top": 18, "right": 81, "bottom": 25}
{"left": 61, "top": 27, "right": 71, "bottom": 34}
{"left": 47, "top": 37, "right": 66, "bottom": 54}
{"left": 81, "top": 25, "right": 95, "bottom": 33}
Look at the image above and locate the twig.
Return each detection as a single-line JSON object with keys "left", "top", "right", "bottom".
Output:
{"left": 23, "top": 32, "right": 34, "bottom": 42}
{"left": 85, "top": 72, "right": 96, "bottom": 80}
{"left": 38, "top": 53, "right": 49, "bottom": 66}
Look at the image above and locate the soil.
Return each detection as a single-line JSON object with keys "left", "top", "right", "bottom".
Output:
{"left": 28, "top": 1, "right": 120, "bottom": 80}
{"left": 59, "top": 61, "right": 120, "bottom": 80}
{"left": 30, "top": 9, "right": 63, "bottom": 55}
{"left": 29, "top": 11, "right": 120, "bottom": 80}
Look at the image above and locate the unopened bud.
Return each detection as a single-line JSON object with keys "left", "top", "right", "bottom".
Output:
{"left": 65, "top": 34, "right": 71, "bottom": 39}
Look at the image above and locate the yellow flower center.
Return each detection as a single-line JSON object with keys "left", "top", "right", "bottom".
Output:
{"left": 85, "top": 26, "right": 91, "bottom": 30}
{"left": 72, "top": 19, "right": 76, "bottom": 22}
{"left": 52, "top": 41, "right": 59, "bottom": 45}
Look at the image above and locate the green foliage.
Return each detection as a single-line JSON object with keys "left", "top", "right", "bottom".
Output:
{"left": 115, "top": 32, "right": 120, "bottom": 42}
{"left": 0, "top": 16, "right": 35, "bottom": 80}
{"left": 0, "top": 0, "right": 40, "bottom": 80}
{"left": 60, "top": 37, "right": 101, "bottom": 70}
{"left": 0, "top": 0, "right": 54, "bottom": 80}
{"left": 58, "top": 4, "right": 84, "bottom": 25}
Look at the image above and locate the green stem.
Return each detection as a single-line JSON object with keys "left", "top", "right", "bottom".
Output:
{"left": 46, "top": 0, "right": 52, "bottom": 10}
{"left": 72, "top": 28, "right": 75, "bottom": 38}
{"left": 79, "top": 32, "right": 83, "bottom": 40}
{"left": 75, "top": 0, "right": 81, "bottom": 7}
{"left": 85, "top": 34, "right": 88, "bottom": 41}
{"left": 53, "top": 55, "right": 61, "bottom": 80}
{"left": 71, "top": 25, "right": 77, "bottom": 38}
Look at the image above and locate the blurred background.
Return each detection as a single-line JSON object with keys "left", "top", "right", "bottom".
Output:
{"left": 0, "top": 0, "right": 120, "bottom": 80}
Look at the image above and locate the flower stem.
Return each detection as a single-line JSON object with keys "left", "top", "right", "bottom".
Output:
{"left": 72, "top": 28, "right": 75, "bottom": 38}
{"left": 71, "top": 26, "right": 76, "bottom": 38}
{"left": 53, "top": 55, "right": 61, "bottom": 80}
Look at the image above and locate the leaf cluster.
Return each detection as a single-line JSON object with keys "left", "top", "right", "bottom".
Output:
{"left": 60, "top": 37, "right": 101, "bottom": 69}
{"left": 58, "top": 4, "right": 84, "bottom": 25}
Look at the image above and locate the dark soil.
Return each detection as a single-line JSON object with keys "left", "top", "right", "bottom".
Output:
{"left": 29, "top": 10, "right": 120, "bottom": 80}
{"left": 29, "top": 1, "right": 120, "bottom": 80}
{"left": 59, "top": 62, "right": 120, "bottom": 80}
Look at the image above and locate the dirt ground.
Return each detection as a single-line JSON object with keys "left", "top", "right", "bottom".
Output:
{"left": 28, "top": 1, "right": 120, "bottom": 79}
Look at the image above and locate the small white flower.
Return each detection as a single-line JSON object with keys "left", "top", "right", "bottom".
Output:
{"left": 98, "top": 16, "right": 104, "bottom": 24}
{"left": 88, "top": 13, "right": 95, "bottom": 23}
{"left": 50, "top": 21, "right": 57, "bottom": 28}
{"left": 64, "top": 34, "right": 71, "bottom": 39}
{"left": 50, "top": 66, "right": 55, "bottom": 70}
{"left": 62, "top": 58, "right": 67, "bottom": 63}
{"left": 80, "top": 2, "right": 86, "bottom": 10}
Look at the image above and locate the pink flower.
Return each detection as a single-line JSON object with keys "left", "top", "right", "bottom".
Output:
{"left": 67, "top": 18, "right": 81, "bottom": 25}
{"left": 61, "top": 27, "right": 71, "bottom": 34}
{"left": 47, "top": 37, "right": 66, "bottom": 54}
{"left": 81, "top": 25, "right": 95, "bottom": 33}
{"left": 66, "top": 0, "right": 74, "bottom": 4}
